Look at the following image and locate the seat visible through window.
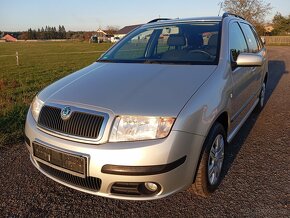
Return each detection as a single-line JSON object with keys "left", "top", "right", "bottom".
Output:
{"left": 162, "top": 34, "right": 188, "bottom": 60}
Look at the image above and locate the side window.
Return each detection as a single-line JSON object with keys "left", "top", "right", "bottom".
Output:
{"left": 229, "top": 22, "right": 248, "bottom": 61}
{"left": 251, "top": 26, "right": 263, "bottom": 50}
{"left": 240, "top": 23, "right": 259, "bottom": 53}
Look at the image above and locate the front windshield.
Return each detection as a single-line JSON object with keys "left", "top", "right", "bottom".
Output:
{"left": 99, "top": 21, "right": 221, "bottom": 65}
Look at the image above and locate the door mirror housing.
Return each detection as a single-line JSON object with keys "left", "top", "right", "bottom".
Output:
{"left": 236, "top": 53, "right": 263, "bottom": 67}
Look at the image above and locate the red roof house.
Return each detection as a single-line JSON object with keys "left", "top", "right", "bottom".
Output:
{"left": 2, "top": 34, "right": 17, "bottom": 42}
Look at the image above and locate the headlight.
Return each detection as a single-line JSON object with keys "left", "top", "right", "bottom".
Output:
{"left": 31, "top": 96, "right": 44, "bottom": 122}
{"left": 109, "top": 115, "right": 175, "bottom": 142}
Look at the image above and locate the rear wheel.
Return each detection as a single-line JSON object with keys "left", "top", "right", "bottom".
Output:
{"left": 191, "top": 123, "right": 226, "bottom": 197}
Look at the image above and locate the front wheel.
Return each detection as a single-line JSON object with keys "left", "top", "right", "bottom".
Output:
{"left": 191, "top": 123, "right": 226, "bottom": 197}
{"left": 255, "top": 81, "right": 266, "bottom": 112}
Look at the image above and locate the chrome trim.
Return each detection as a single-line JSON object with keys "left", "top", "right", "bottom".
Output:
{"left": 37, "top": 102, "right": 109, "bottom": 144}
{"left": 32, "top": 140, "right": 89, "bottom": 178}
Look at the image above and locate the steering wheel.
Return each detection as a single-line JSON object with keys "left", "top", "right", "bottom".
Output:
{"left": 188, "top": 50, "right": 212, "bottom": 59}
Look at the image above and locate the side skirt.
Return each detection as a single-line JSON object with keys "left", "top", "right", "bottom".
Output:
{"left": 227, "top": 98, "right": 259, "bottom": 143}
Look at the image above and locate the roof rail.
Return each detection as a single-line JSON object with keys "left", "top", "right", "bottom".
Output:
{"left": 147, "top": 18, "right": 171, "bottom": 24}
{"left": 222, "top": 12, "right": 245, "bottom": 20}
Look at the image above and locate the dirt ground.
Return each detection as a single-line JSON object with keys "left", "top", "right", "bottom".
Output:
{"left": 0, "top": 47, "right": 289, "bottom": 217}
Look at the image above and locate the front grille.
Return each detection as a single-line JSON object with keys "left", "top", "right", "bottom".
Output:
{"left": 38, "top": 105, "right": 104, "bottom": 139}
{"left": 38, "top": 162, "right": 101, "bottom": 191}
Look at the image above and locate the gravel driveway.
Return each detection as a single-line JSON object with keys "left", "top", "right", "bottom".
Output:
{"left": 0, "top": 47, "right": 289, "bottom": 217}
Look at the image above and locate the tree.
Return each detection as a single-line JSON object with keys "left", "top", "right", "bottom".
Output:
{"left": 58, "top": 25, "right": 66, "bottom": 39}
{"left": 272, "top": 13, "right": 290, "bottom": 35}
{"left": 105, "top": 25, "right": 120, "bottom": 35}
{"left": 24, "top": 25, "right": 67, "bottom": 40}
{"left": 19, "top": 32, "right": 28, "bottom": 40}
{"left": 27, "top": 28, "right": 33, "bottom": 39}
{"left": 222, "top": 0, "right": 272, "bottom": 35}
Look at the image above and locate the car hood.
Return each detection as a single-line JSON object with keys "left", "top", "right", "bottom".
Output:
{"left": 39, "top": 62, "right": 216, "bottom": 117}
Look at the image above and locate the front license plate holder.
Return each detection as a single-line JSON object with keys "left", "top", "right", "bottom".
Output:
{"left": 32, "top": 142, "right": 87, "bottom": 178}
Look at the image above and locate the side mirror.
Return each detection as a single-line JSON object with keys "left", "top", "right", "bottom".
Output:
{"left": 236, "top": 53, "right": 263, "bottom": 67}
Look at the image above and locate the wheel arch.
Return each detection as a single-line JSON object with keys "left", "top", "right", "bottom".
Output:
{"left": 215, "top": 111, "right": 230, "bottom": 137}
{"left": 192, "top": 111, "right": 229, "bottom": 183}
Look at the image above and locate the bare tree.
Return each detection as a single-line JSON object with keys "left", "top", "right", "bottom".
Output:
{"left": 105, "top": 25, "right": 120, "bottom": 35}
{"left": 223, "top": 0, "right": 272, "bottom": 34}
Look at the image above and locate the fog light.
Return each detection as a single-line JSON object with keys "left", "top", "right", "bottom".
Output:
{"left": 144, "top": 182, "right": 158, "bottom": 192}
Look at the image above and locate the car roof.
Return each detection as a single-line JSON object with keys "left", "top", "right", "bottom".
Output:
{"left": 142, "top": 14, "right": 249, "bottom": 28}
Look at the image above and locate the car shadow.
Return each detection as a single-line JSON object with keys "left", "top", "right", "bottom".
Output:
{"left": 221, "top": 60, "right": 286, "bottom": 180}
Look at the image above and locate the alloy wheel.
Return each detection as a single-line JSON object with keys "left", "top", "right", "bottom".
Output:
{"left": 207, "top": 134, "right": 225, "bottom": 186}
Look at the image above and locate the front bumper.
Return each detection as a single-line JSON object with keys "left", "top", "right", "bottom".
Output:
{"left": 25, "top": 111, "right": 205, "bottom": 200}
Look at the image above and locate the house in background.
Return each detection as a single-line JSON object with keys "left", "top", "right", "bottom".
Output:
{"left": 90, "top": 28, "right": 114, "bottom": 43}
{"left": 114, "top": 24, "right": 142, "bottom": 39}
{"left": 1, "top": 34, "right": 17, "bottom": 42}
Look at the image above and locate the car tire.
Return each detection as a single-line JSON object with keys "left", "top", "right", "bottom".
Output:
{"left": 255, "top": 81, "right": 266, "bottom": 113}
{"left": 191, "top": 122, "right": 226, "bottom": 197}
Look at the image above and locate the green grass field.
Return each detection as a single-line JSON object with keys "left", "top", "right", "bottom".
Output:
{"left": 0, "top": 41, "right": 112, "bottom": 146}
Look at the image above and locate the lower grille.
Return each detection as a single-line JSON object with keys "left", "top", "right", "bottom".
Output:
{"left": 111, "top": 182, "right": 161, "bottom": 196}
{"left": 38, "top": 162, "right": 101, "bottom": 192}
{"left": 111, "top": 182, "right": 142, "bottom": 196}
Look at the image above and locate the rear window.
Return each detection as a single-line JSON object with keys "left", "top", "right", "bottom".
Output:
{"left": 100, "top": 21, "right": 221, "bottom": 65}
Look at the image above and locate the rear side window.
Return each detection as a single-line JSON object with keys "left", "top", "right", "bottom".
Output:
{"left": 229, "top": 22, "right": 248, "bottom": 61}
{"left": 240, "top": 23, "right": 259, "bottom": 53}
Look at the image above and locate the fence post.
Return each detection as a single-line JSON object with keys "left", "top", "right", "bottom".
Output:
{"left": 16, "top": 51, "right": 19, "bottom": 66}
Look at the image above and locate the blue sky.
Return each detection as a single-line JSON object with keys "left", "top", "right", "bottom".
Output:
{"left": 0, "top": 0, "right": 289, "bottom": 31}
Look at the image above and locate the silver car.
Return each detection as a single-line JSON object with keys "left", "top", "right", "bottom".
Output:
{"left": 25, "top": 13, "right": 268, "bottom": 200}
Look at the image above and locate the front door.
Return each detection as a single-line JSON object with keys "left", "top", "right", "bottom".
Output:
{"left": 229, "top": 22, "right": 257, "bottom": 129}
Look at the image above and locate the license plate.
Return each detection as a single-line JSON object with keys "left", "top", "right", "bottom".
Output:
{"left": 33, "top": 142, "right": 86, "bottom": 176}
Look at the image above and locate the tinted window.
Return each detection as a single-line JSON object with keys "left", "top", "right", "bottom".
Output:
{"left": 229, "top": 22, "right": 248, "bottom": 61}
{"left": 240, "top": 23, "right": 259, "bottom": 53}
{"left": 100, "top": 21, "right": 221, "bottom": 65}
{"left": 251, "top": 26, "right": 263, "bottom": 50}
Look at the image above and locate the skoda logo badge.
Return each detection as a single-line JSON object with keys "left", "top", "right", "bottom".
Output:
{"left": 61, "top": 106, "right": 72, "bottom": 120}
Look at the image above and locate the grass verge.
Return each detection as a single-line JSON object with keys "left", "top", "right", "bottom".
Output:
{"left": 0, "top": 41, "right": 111, "bottom": 146}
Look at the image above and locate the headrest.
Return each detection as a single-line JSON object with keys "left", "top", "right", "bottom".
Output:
{"left": 208, "top": 34, "right": 218, "bottom": 46}
{"left": 167, "top": 34, "right": 186, "bottom": 47}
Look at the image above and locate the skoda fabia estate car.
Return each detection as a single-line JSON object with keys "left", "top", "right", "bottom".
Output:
{"left": 25, "top": 13, "right": 268, "bottom": 200}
